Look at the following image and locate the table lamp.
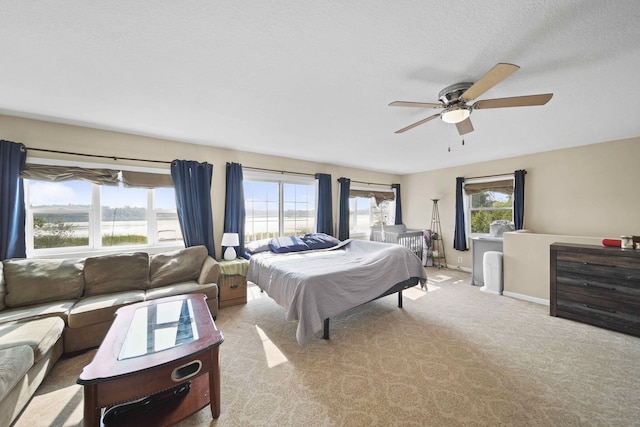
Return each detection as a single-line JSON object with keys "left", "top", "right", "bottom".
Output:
{"left": 221, "top": 233, "right": 239, "bottom": 260}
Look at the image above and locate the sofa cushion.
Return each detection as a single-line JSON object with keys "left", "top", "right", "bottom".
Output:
{"left": 3, "top": 258, "right": 85, "bottom": 308}
{"left": 67, "top": 291, "right": 145, "bottom": 329}
{"left": 198, "top": 257, "right": 220, "bottom": 285}
{"left": 0, "top": 300, "right": 74, "bottom": 325}
{"left": 0, "top": 345, "right": 34, "bottom": 402}
{"left": 84, "top": 252, "right": 149, "bottom": 296}
{"left": 149, "top": 246, "right": 208, "bottom": 288}
{"left": 0, "top": 317, "right": 64, "bottom": 364}
{"left": 145, "top": 282, "right": 218, "bottom": 303}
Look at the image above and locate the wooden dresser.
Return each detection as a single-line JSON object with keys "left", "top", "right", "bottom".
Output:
{"left": 550, "top": 243, "right": 640, "bottom": 337}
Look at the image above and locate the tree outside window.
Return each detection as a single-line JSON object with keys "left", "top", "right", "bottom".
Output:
{"left": 469, "top": 190, "right": 513, "bottom": 234}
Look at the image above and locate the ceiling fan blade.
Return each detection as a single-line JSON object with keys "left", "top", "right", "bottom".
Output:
{"left": 461, "top": 63, "right": 520, "bottom": 102}
{"left": 389, "top": 101, "right": 442, "bottom": 108}
{"left": 394, "top": 113, "right": 440, "bottom": 134}
{"left": 456, "top": 117, "right": 474, "bottom": 135}
{"left": 473, "top": 93, "right": 553, "bottom": 110}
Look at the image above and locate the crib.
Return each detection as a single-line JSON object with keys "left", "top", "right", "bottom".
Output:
{"left": 370, "top": 224, "right": 424, "bottom": 260}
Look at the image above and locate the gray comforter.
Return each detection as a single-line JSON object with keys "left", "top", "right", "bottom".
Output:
{"left": 247, "top": 239, "right": 427, "bottom": 345}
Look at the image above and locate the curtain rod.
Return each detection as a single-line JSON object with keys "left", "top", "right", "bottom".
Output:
{"left": 339, "top": 178, "right": 392, "bottom": 188}
{"left": 25, "top": 147, "right": 172, "bottom": 165}
{"left": 243, "top": 167, "right": 393, "bottom": 187}
{"left": 464, "top": 170, "right": 526, "bottom": 180}
{"left": 351, "top": 180, "right": 392, "bottom": 187}
{"left": 243, "top": 165, "right": 316, "bottom": 178}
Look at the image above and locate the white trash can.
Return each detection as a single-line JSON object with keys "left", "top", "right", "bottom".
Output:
{"left": 481, "top": 251, "right": 503, "bottom": 295}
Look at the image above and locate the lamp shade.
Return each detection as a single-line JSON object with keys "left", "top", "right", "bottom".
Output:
{"left": 221, "top": 233, "right": 239, "bottom": 260}
{"left": 221, "top": 233, "right": 239, "bottom": 247}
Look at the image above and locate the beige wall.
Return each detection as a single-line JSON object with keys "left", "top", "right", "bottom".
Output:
{"left": 502, "top": 232, "right": 602, "bottom": 303}
{"left": 1, "top": 115, "right": 399, "bottom": 258}
{"left": 4, "top": 114, "right": 639, "bottom": 301}
{"left": 401, "top": 136, "right": 640, "bottom": 300}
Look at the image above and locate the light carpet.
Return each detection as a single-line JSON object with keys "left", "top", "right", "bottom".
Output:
{"left": 13, "top": 268, "right": 640, "bottom": 426}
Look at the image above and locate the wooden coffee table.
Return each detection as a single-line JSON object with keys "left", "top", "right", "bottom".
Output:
{"left": 77, "top": 293, "right": 224, "bottom": 427}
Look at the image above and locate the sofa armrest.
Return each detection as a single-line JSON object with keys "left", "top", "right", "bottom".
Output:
{"left": 198, "top": 257, "right": 220, "bottom": 285}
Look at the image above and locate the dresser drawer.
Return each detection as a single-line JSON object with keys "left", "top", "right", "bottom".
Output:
{"left": 557, "top": 290, "right": 640, "bottom": 336}
{"left": 556, "top": 270, "right": 640, "bottom": 304}
{"left": 557, "top": 252, "right": 640, "bottom": 279}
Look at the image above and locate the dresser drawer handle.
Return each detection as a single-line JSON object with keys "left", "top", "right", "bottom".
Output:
{"left": 582, "top": 282, "right": 617, "bottom": 292}
{"left": 581, "top": 261, "right": 616, "bottom": 268}
{"left": 230, "top": 283, "right": 239, "bottom": 289}
{"left": 584, "top": 304, "right": 616, "bottom": 314}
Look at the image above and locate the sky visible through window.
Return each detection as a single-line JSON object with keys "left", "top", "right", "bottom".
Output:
{"left": 29, "top": 180, "right": 177, "bottom": 209}
{"left": 244, "top": 181, "right": 316, "bottom": 211}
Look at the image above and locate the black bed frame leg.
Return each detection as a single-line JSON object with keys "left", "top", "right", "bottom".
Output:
{"left": 398, "top": 290, "right": 403, "bottom": 308}
{"left": 323, "top": 318, "right": 330, "bottom": 340}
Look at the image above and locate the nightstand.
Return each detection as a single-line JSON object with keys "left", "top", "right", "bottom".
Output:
{"left": 218, "top": 258, "right": 249, "bottom": 308}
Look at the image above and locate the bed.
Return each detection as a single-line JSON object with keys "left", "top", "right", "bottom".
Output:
{"left": 247, "top": 236, "right": 427, "bottom": 345}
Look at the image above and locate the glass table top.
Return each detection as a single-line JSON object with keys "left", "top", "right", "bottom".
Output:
{"left": 118, "top": 298, "right": 199, "bottom": 360}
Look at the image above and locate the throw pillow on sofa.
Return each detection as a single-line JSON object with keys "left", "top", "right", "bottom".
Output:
{"left": 84, "top": 252, "right": 150, "bottom": 296}
{"left": 149, "top": 246, "right": 208, "bottom": 288}
{"left": 2, "top": 258, "right": 85, "bottom": 308}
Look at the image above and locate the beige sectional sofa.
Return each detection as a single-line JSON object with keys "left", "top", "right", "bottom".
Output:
{"left": 0, "top": 245, "right": 220, "bottom": 426}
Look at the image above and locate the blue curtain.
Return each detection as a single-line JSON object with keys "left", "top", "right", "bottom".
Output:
{"left": 391, "top": 183, "right": 402, "bottom": 225}
{"left": 514, "top": 169, "right": 526, "bottom": 230}
{"left": 338, "top": 177, "right": 350, "bottom": 240}
{"left": 0, "top": 141, "right": 27, "bottom": 260}
{"left": 453, "top": 177, "right": 468, "bottom": 251}
{"left": 171, "top": 160, "right": 216, "bottom": 258}
{"left": 315, "top": 173, "right": 333, "bottom": 235}
{"left": 224, "top": 162, "right": 245, "bottom": 256}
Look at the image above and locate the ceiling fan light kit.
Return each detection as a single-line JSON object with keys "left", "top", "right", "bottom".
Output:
{"left": 441, "top": 105, "right": 470, "bottom": 124}
{"left": 390, "top": 63, "right": 553, "bottom": 136}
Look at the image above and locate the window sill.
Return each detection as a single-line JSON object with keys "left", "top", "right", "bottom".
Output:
{"left": 27, "top": 243, "right": 186, "bottom": 259}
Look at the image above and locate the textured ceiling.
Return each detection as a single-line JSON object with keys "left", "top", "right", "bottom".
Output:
{"left": 2, "top": 1, "right": 640, "bottom": 174}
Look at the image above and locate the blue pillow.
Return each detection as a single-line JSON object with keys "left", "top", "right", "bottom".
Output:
{"left": 301, "top": 233, "right": 341, "bottom": 250}
{"left": 269, "top": 236, "right": 310, "bottom": 254}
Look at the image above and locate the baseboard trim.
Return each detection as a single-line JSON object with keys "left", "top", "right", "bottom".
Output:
{"left": 503, "top": 291, "right": 549, "bottom": 306}
{"left": 442, "top": 265, "right": 471, "bottom": 273}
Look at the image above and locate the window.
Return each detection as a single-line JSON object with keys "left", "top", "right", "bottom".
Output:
{"left": 349, "top": 188, "right": 395, "bottom": 237}
{"left": 243, "top": 172, "right": 316, "bottom": 243}
{"left": 465, "top": 177, "right": 514, "bottom": 235}
{"left": 25, "top": 165, "right": 182, "bottom": 256}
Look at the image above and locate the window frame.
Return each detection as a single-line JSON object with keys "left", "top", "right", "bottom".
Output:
{"left": 24, "top": 157, "right": 184, "bottom": 258}
{"left": 464, "top": 175, "right": 515, "bottom": 238}
{"left": 348, "top": 186, "right": 396, "bottom": 238}
{"left": 243, "top": 170, "right": 318, "bottom": 243}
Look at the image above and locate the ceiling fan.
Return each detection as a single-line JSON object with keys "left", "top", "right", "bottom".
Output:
{"left": 389, "top": 63, "right": 553, "bottom": 135}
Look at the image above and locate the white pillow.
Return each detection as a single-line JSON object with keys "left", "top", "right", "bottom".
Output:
{"left": 245, "top": 238, "right": 272, "bottom": 254}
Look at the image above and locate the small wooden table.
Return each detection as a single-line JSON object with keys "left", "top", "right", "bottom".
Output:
{"left": 218, "top": 258, "right": 249, "bottom": 308}
{"left": 77, "top": 294, "right": 224, "bottom": 427}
